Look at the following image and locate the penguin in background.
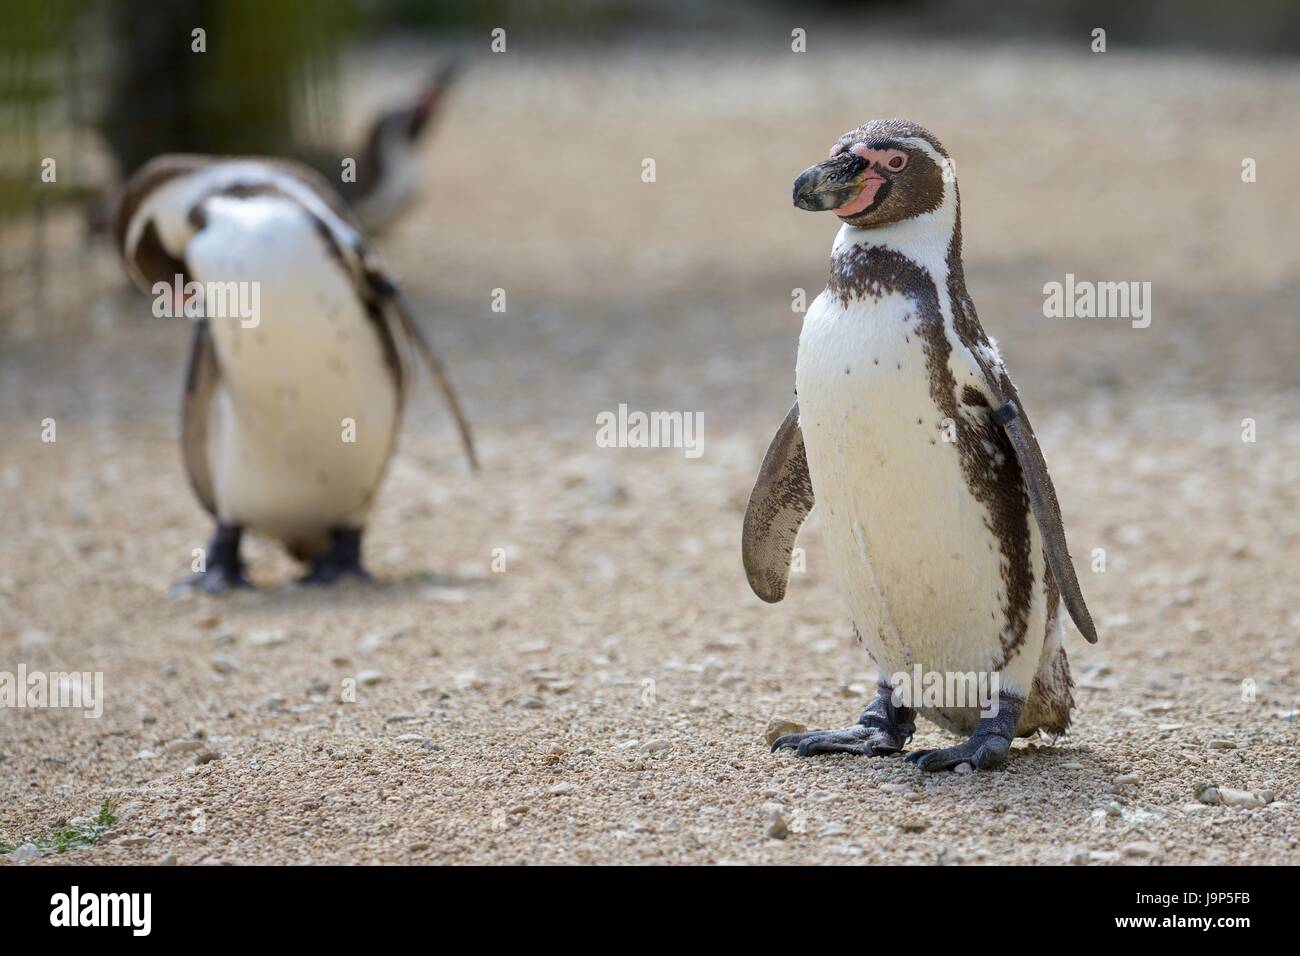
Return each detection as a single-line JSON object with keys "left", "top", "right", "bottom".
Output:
{"left": 744, "top": 119, "right": 1097, "bottom": 772}
{"left": 93, "top": 60, "right": 462, "bottom": 239}
{"left": 336, "top": 59, "right": 464, "bottom": 234}
{"left": 112, "top": 154, "right": 478, "bottom": 592}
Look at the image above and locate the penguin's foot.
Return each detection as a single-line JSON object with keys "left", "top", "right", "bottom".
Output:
{"left": 772, "top": 685, "right": 915, "bottom": 757}
{"left": 171, "top": 523, "right": 251, "bottom": 595}
{"left": 170, "top": 565, "right": 253, "bottom": 595}
{"left": 299, "top": 528, "right": 371, "bottom": 586}
{"left": 905, "top": 692, "right": 1024, "bottom": 772}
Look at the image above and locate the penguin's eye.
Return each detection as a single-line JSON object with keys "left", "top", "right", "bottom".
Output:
{"left": 887, "top": 155, "right": 907, "bottom": 171}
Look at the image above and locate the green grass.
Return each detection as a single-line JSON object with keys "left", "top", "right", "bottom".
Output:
{"left": 0, "top": 799, "right": 116, "bottom": 856}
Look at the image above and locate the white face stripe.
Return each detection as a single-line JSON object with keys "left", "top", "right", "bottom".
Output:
{"left": 894, "top": 136, "right": 955, "bottom": 188}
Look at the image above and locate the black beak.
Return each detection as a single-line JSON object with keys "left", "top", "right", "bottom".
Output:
{"left": 792, "top": 152, "right": 866, "bottom": 211}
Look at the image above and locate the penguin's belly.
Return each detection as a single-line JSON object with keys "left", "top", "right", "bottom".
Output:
{"left": 796, "top": 291, "right": 1045, "bottom": 708}
{"left": 188, "top": 199, "right": 400, "bottom": 552}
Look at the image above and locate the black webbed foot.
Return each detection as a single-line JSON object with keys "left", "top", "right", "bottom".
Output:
{"left": 905, "top": 692, "right": 1023, "bottom": 772}
{"left": 772, "top": 685, "right": 915, "bottom": 758}
{"left": 299, "top": 527, "right": 371, "bottom": 586}
{"left": 171, "top": 523, "right": 252, "bottom": 595}
{"left": 172, "top": 565, "right": 253, "bottom": 595}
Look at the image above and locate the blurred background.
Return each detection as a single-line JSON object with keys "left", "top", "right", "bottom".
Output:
{"left": 1, "top": 2, "right": 1298, "bottom": 864}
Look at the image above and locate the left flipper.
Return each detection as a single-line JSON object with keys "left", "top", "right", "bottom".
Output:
{"left": 992, "top": 399, "right": 1097, "bottom": 644}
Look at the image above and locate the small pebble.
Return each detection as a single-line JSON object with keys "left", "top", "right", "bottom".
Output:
{"left": 764, "top": 719, "right": 808, "bottom": 747}
{"left": 1196, "top": 785, "right": 1222, "bottom": 805}
{"left": 1122, "top": 841, "right": 1161, "bottom": 860}
{"left": 210, "top": 655, "right": 239, "bottom": 674}
{"left": 1218, "top": 787, "right": 1269, "bottom": 809}
{"left": 766, "top": 807, "right": 789, "bottom": 840}
{"left": 246, "top": 628, "right": 290, "bottom": 647}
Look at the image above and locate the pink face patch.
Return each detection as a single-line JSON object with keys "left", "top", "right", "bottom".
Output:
{"left": 830, "top": 143, "right": 909, "bottom": 217}
{"left": 849, "top": 143, "right": 909, "bottom": 171}
{"left": 835, "top": 170, "right": 887, "bottom": 217}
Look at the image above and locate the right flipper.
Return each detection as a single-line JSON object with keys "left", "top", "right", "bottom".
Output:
{"left": 180, "top": 320, "right": 219, "bottom": 518}
{"left": 742, "top": 402, "right": 815, "bottom": 603}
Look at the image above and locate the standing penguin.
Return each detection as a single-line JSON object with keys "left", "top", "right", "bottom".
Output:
{"left": 744, "top": 119, "right": 1096, "bottom": 771}
{"left": 113, "top": 155, "right": 477, "bottom": 592}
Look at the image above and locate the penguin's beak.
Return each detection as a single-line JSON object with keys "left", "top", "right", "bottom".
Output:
{"left": 408, "top": 59, "right": 462, "bottom": 138}
{"left": 408, "top": 89, "right": 440, "bottom": 138}
{"left": 792, "top": 152, "right": 870, "bottom": 212}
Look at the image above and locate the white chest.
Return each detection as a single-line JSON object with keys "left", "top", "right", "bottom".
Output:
{"left": 795, "top": 287, "right": 1043, "bottom": 680}
{"left": 185, "top": 197, "right": 401, "bottom": 539}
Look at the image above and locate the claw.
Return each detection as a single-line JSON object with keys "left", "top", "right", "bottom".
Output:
{"left": 298, "top": 563, "right": 371, "bottom": 586}
{"left": 298, "top": 528, "right": 371, "bottom": 586}
{"left": 171, "top": 566, "right": 252, "bottom": 595}
{"left": 772, "top": 725, "right": 904, "bottom": 757}
{"left": 770, "top": 685, "right": 916, "bottom": 759}
{"left": 905, "top": 736, "right": 1009, "bottom": 772}
{"left": 903, "top": 692, "right": 1023, "bottom": 772}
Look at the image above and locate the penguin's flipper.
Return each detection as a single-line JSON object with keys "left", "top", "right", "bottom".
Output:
{"left": 180, "top": 320, "right": 219, "bottom": 518}
{"left": 992, "top": 400, "right": 1098, "bottom": 644}
{"left": 364, "top": 268, "right": 480, "bottom": 473}
{"left": 743, "top": 402, "right": 815, "bottom": 603}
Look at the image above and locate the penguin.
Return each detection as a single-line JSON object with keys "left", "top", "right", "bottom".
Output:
{"left": 743, "top": 119, "right": 1097, "bottom": 772}
{"left": 112, "top": 154, "right": 477, "bottom": 592}
{"left": 334, "top": 60, "right": 463, "bottom": 234}
{"left": 92, "top": 61, "right": 460, "bottom": 241}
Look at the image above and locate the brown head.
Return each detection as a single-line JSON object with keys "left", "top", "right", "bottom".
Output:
{"left": 792, "top": 119, "right": 952, "bottom": 229}
{"left": 112, "top": 154, "right": 362, "bottom": 299}
{"left": 359, "top": 58, "right": 461, "bottom": 166}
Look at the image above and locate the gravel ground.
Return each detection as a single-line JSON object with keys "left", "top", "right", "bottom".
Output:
{"left": 1, "top": 35, "right": 1298, "bottom": 865}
